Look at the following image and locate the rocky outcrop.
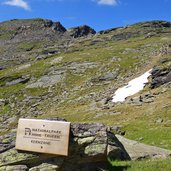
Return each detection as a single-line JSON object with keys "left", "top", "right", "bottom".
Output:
{"left": 68, "top": 25, "right": 96, "bottom": 38}
{"left": 44, "top": 20, "right": 67, "bottom": 32}
{"left": 99, "top": 27, "right": 121, "bottom": 34}
{"left": 151, "top": 67, "right": 171, "bottom": 88}
{"left": 26, "top": 74, "right": 64, "bottom": 88}
{"left": 52, "top": 22, "right": 66, "bottom": 32}
{"left": 135, "top": 20, "right": 171, "bottom": 28}
{"left": 0, "top": 122, "right": 130, "bottom": 171}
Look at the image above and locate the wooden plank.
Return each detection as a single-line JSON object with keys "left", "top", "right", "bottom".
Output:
{"left": 15, "top": 119, "right": 70, "bottom": 156}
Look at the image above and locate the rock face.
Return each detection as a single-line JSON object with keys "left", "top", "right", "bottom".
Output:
{"left": 0, "top": 122, "right": 130, "bottom": 171}
{"left": 68, "top": 25, "right": 96, "bottom": 38}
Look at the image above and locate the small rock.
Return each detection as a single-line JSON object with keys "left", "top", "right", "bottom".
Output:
{"left": 111, "top": 57, "right": 121, "bottom": 61}
{"left": 50, "top": 57, "right": 63, "bottom": 65}
{"left": 99, "top": 72, "right": 118, "bottom": 81}
{"left": 0, "top": 66, "right": 5, "bottom": 70}
{"left": 160, "top": 58, "right": 168, "bottom": 63}
{"left": 156, "top": 118, "right": 164, "bottom": 123}
{"left": 111, "top": 126, "right": 122, "bottom": 134}
{"left": 17, "top": 64, "right": 31, "bottom": 70}
{"left": 0, "top": 99, "right": 9, "bottom": 106}
{"left": 7, "top": 116, "right": 18, "bottom": 124}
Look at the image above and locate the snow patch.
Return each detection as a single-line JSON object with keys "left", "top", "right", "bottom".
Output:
{"left": 112, "top": 69, "right": 152, "bottom": 103}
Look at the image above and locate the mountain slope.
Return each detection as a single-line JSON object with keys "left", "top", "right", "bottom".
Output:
{"left": 0, "top": 19, "right": 171, "bottom": 169}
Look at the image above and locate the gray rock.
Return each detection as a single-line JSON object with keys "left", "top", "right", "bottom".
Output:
{"left": 99, "top": 72, "right": 118, "bottom": 81}
{"left": 111, "top": 57, "right": 121, "bottom": 62}
{"left": 156, "top": 118, "right": 164, "bottom": 123}
{"left": 50, "top": 57, "right": 63, "bottom": 65}
{"left": 0, "top": 99, "right": 9, "bottom": 106}
{"left": 160, "top": 58, "right": 168, "bottom": 63}
{"left": 116, "top": 134, "right": 171, "bottom": 160}
{"left": 6, "top": 76, "right": 30, "bottom": 86}
{"left": 0, "top": 66, "right": 5, "bottom": 70}
{"left": 26, "top": 74, "right": 64, "bottom": 88}
{"left": 0, "top": 133, "right": 15, "bottom": 153}
{"left": 0, "top": 165, "right": 28, "bottom": 171}
{"left": 92, "top": 70, "right": 119, "bottom": 83}
{"left": 6, "top": 116, "right": 18, "bottom": 124}
{"left": 151, "top": 68, "right": 171, "bottom": 88}
{"left": 36, "top": 55, "right": 48, "bottom": 61}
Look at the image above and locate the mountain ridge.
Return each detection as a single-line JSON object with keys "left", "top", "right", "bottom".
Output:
{"left": 0, "top": 18, "right": 171, "bottom": 69}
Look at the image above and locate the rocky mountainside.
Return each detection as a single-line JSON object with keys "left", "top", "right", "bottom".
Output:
{"left": 0, "top": 19, "right": 96, "bottom": 68}
{"left": 0, "top": 19, "right": 171, "bottom": 170}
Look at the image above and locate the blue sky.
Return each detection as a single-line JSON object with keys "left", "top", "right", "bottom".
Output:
{"left": 0, "top": 0, "right": 171, "bottom": 31}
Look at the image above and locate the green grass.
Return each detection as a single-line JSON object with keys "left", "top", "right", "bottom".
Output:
{"left": 108, "top": 158, "right": 171, "bottom": 171}
{"left": 124, "top": 122, "right": 171, "bottom": 150}
{"left": 0, "top": 83, "right": 25, "bottom": 99}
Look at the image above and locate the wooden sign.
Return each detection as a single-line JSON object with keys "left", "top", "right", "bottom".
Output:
{"left": 15, "top": 119, "right": 70, "bottom": 156}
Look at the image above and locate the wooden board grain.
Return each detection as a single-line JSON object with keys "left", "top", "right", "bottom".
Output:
{"left": 15, "top": 119, "right": 70, "bottom": 156}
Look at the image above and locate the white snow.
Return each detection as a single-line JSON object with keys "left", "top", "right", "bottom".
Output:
{"left": 112, "top": 69, "right": 152, "bottom": 103}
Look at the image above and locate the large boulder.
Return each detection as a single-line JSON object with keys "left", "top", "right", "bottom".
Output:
{"left": 116, "top": 135, "right": 171, "bottom": 160}
{"left": 0, "top": 122, "right": 130, "bottom": 171}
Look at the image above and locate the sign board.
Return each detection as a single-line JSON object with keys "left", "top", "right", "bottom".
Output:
{"left": 16, "top": 119, "right": 70, "bottom": 156}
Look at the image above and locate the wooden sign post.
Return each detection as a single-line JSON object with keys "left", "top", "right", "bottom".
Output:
{"left": 16, "top": 119, "right": 70, "bottom": 156}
